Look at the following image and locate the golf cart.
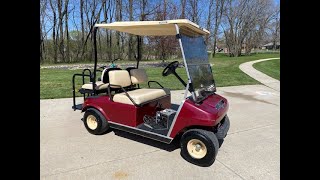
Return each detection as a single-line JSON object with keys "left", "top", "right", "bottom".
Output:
{"left": 72, "top": 19, "right": 230, "bottom": 166}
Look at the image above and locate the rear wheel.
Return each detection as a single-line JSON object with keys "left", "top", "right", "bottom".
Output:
{"left": 83, "top": 108, "right": 109, "bottom": 135}
{"left": 180, "top": 129, "right": 219, "bottom": 167}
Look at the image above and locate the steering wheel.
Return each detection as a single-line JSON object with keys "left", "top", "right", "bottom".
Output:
{"left": 99, "top": 58, "right": 120, "bottom": 69}
{"left": 162, "top": 61, "right": 180, "bottom": 76}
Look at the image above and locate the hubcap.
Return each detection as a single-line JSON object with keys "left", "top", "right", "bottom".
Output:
{"left": 87, "top": 115, "right": 98, "bottom": 130}
{"left": 187, "top": 139, "right": 207, "bottom": 159}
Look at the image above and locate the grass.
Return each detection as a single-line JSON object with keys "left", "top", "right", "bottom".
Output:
{"left": 253, "top": 59, "right": 280, "bottom": 80}
{"left": 40, "top": 53, "right": 280, "bottom": 99}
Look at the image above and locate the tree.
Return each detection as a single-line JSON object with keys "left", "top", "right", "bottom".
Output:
{"left": 205, "top": 0, "right": 214, "bottom": 45}
{"left": 180, "top": 0, "right": 187, "bottom": 19}
{"left": 115, "top": 0, "right": 123, "bottom": 59}
{"left": 222, "top": 0, "right": 274, "bottom": 57}
{"left": 136, "top": 0, "right": 148, "bottom": 64}
{"left": 244, "top": 0, "right": 278, "bottom": 54}
{"left": 136, "top": 0, "right": 159, "bottom": 62}
{"left": 64, "top": 0, "right": 70, "bottom": 62}
{"left": 40, "top": 0, "right": 47, "bottom": 63}
{"left": 57, "top": 0, "right": 64, "bottom": 62}
{"left": 49, "top": 0, "right": 58, "bottom": 63}
{"left": 188, "top": 0, "right": 199, "bottom": 24}
{"left": 128, "top": 0, "right": 134, "bottom": 60}
{"left": 270, "top": 6, "right": 280, "bottom": 50}
{"left": 40, "top": 0, "right": 280, "bottom": 63}
{"left": 212, "top": 0, "right": 225, "bottom": 57}
{"left": 80, "top": 0, "right": 85, "bottom": 60}
{"left": 83, "top": 0, "right": 107, "bottom": 61}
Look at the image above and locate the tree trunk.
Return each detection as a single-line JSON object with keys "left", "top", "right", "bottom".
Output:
{"left": 80, "top": 0, "right": 85, "bottom": 60}
{"left": 212, "top": 0, "right": 224, "bottom": 58}
{"left": 107, "top": 0, "right": 113, "bottom": 60}
{"left": 128, "top": 0, "right": 133, "bottom": 61}
{"left": 205, "top": 0, "right": 214, "bottom": 45}
{"left": 40, "top": 25, "right": 43, "bottom": 63}
{"left": 115, "top": 0, "right": 122, "bottom": 59}
{"left": 49, "top": 0, "right": 58, "bottom": 63}
{"left": 189, "top": 0, "right": 199, "bottom": 24}
{"left": 180, "top": 0, "right": 186, "bottom": 18}
{"left": 57, "top": 0, "right": 65, "bottom": 62}
{"left": 103, "top": 1, "right": 108, "bottom": 60}
{"left": 64, "top": 0, "right": 70, "bottom": 62}
{"left": 136, "top": 0, "right": 147, "bottom": 63}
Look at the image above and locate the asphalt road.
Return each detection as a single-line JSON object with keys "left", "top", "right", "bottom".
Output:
{"left": 40, "top": 85, "right": 280, "bottom": 180}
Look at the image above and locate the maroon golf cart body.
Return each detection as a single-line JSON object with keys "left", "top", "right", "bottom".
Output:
{"left": 72, "top": 19, "right": 230, "bottom": 166}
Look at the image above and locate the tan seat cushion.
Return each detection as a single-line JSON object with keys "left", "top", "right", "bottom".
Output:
{"left": 81, "top": 68, "right": 110, "bottom": 90}
{"left": 109, "top": 70, "right": 132, "bottom": 88}
{"left": 113, "top": 88, "right": 170, "bottom": 105}
{"left": 81, "top": 81, "right": 109, "bottom": 90}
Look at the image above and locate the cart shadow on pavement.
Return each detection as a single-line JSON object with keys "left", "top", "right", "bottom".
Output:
{"left": 222, "top": 91, "right": 278, "bottom": 106}
{"left": 112, "top": 130, "right": 181, "bottom": 152}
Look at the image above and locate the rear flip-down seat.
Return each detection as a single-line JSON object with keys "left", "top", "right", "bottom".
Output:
{"left": 81, "top": 67, "right": 121, "bottom": 91}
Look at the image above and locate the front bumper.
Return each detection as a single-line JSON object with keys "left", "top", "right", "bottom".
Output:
{"left": 214, "top": 115, "right": 230, "bottom": 139}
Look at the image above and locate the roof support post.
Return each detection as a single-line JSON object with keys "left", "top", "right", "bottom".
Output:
{"left": 136, "top": 35, "right": 142, "bottom": 68}
{"left": 174, "top": 24, "right": 196, "bottom": 100}
{"left": 92, "top": 27, "right": 98, "bottom": 95}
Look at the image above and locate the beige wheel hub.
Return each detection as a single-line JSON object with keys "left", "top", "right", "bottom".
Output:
{"left": 187, "top": 139, "right": 207, "bottom": 159}
{"left": 87, "top": 115, "right": 98, "bottom": 130}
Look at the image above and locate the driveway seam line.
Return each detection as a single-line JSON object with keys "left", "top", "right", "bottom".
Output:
{"left": 228, "top": 123, "right": 279, "bottom": 136}
{"left": 216, "top": 159, "right": 246, "bottom": 180}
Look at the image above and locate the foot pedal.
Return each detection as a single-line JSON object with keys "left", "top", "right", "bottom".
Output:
{"left": 143, "top": 114, "right": 168, "bottom": 130}
{"left": 143, "top": 123, "right": 153, "bottom": 129}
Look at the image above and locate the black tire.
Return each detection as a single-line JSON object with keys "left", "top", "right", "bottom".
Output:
{"left": 215, "top": 115, "right": 230, "bottom": 139}
{"left": 83, "top": 108, "right": 109, "bottom": 135}
{"left": 180, "top": 129, "right": 219, "bottom": 167}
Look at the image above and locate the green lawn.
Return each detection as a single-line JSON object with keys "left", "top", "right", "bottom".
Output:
{"left": 253, "top": 59, "right": 280, "bottom": 80}
{"left": 40, "top": 53, "right": 280, "bottom": 99}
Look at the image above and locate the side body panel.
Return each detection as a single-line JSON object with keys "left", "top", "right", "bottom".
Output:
{"left": 83, "top": 95, "right": 171, "bottom": 127}
{"left": 169, "top": 94, "right": 228, "bottom": 138}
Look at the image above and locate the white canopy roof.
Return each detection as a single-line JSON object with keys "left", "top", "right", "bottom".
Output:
{"left": 95, "top": 19, "right": 210, "bottom": 36}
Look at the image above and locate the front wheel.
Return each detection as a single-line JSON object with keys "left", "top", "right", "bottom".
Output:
{"left": 180, "top": 129, "right": 219, "bottom": 167}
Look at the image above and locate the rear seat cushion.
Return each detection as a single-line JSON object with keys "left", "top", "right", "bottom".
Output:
{"left": 113, "top": 88, "right": 169, "bottom": 105}
{"left": 81, "top": 81, "right": 109, "bottom": 90}
{"left": 109, "top": 70, "right": 132, "bottom": 88}
{"left": 102, "top": 67, "right": 122, "bottom": 83}
{"left": 130, "top": 69, "right": 148, "bottom": 84}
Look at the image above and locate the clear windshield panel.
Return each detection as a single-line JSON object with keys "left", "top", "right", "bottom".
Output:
{"left": 180, "top": 34, "right": 215, "bottom": 92}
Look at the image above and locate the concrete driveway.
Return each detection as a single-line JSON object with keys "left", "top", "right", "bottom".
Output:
{"left": 40, "top": 85, "right": 280, "bottom": 180}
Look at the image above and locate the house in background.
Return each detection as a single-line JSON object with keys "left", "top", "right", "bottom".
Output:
{"left": 262, "top": 42, "right": 280, "bottom": 50}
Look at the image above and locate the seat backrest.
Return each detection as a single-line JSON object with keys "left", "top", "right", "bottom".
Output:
{"left": 108, "top": 70, "right": 132, "bottom": 88}
{"left": 101, "top": 67, "right": 122, "bottom": 84}
{"left": 130, "top": 69, "right": 148, "bottom": 84}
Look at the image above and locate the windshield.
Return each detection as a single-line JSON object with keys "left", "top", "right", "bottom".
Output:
{"left": 180, "top": 34, "right": 215, "bottom": 97}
